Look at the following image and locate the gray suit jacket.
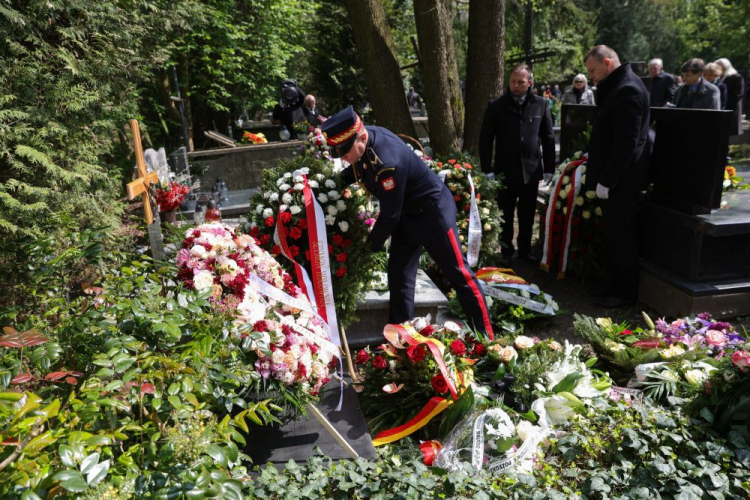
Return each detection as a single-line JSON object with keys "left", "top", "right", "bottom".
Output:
{"left": 674, "top": 78, "right": 721, "bottom": 110}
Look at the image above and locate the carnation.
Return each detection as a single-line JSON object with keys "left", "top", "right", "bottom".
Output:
{"left": 328, "top": 190, "right": 340, "bottom": 200}
{"left": 290, "top": 205, "right": 301, "bottom": 215}
{"left": 318, "top": 193, "right": 329, "bottom": 203}
{"left": 262, "top": 208, "right": 273, "bottom": 218}
{"left": 282, "top": 193, "right": 293, "bottom": 205}
{"left": 338, "top": 221, "right": 349, "bottom": 233}
{"left": 270, "top": 193, "right": 279, "bottom": 202}
{"left": 279, "top": 183, "right": 291, "bottom": 191}
{"left": 325, "top": 179, "right": 336, "bottom": 189}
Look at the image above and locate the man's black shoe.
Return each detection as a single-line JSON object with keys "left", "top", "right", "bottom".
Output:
{"left": 519, "top": 253, "right": 539, "bottom": 264}
{"left": 593, "top": 296, "right": 635, "bottom": 308}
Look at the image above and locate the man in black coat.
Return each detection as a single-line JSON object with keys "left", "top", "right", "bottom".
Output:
{"left": 479, "top": 64, "right": 556, "bottom": 264}
{"left": 647, "top": 58, "right": 677, "bottom": 107}
{"left": 320, "top": 106, "right": 494, "bottom": 337}
{"left": 584, "top": 45, "right": 651, "bottom": 308}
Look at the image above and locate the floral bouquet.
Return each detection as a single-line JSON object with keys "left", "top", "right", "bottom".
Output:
{"left": 244, "top": 155, "right": 382, "bottom": 328}
{"left": 241, "top": 131, "right": 268, "bottom": 144}
{"left": 298, "top": 127, "right": 330, "bottom": 159}
{"left": 723, "top": 165, "right": 745, "bottom": 191}
{"left": 540, "top": 153, "right": 604, "bottom": 280}
{"left": 355, "top": 318, "right": 482, "bottom": 440}
{"left": 175, "top": 222, "right": 338, "bottom": 408}
{"left": 425, "top": 155, "right": 503, "bottom": 266}
{"left": 576, "top": 312, "right": 746, "bottom": 386}
{"left": 293, "top": 121, "right": 313, "bottom": 138}
{"left": 155, "top": 181, "right": 190, "bottom": 212}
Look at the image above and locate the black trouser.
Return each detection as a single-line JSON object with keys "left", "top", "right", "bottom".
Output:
{"left": 388, "top": 224, "right": 494, "bottom": 337}
{"left": 601, "top": 190, "right": 639, "bottom": 300}
{"left": 498, "top": 181, "right": 538, "bottom": 258}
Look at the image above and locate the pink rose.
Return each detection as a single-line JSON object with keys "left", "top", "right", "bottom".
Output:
{"left": 705, "top": 329, "right": 726, "bottom": 347}
{"left": 732, "top": 351, "right": 750, "bottom": 370}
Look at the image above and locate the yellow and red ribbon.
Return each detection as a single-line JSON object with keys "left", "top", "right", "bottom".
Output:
{"left": 372, "top": 397, "right": 451, "bottom": 446}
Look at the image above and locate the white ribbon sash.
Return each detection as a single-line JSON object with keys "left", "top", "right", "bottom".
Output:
{"left": 466, "top": 173, "right": 482, "bottom": 268}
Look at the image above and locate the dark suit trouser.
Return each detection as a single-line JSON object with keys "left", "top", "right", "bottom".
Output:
{"left": 602, "top": 190, "right": 639, "bottom": 300}
{"left": 498, "top": 181, "right": 538, "bottom": 257}
{"left": 388, "top": 224, "right": 494, "bottom": 337}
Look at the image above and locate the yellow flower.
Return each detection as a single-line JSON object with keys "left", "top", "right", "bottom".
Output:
{"left": 659, "top": 344, "right": 685, "bottom": 359}
{"left": 582, "top": 210, "right": 591, "bottom": 219}
{"left": 585, "top": 190, "right": 596, "bottom": 200}
{"left": 575, "top": 196, "right": 584, "bottom": 206}
{"left": 595, "top": 207, "right": 603, "bottom": 217}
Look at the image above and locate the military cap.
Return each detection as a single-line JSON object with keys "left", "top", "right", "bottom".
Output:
{"left": 320, "top": 105, "right": 363, "bottom": 158}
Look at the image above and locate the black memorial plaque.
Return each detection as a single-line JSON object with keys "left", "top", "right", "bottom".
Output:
{"left": 559, "top": 104, "right": 596, "bottom": 162}
{"left": 649, "top": 107, "right": 733, "bottom": 214}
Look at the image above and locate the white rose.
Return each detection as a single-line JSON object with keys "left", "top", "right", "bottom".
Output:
{"left": 318, "top": 193, "right": 329, "bottom": 203}
{"left": 336, "top": 200, "right": 346, "bottom": 211}
{"left": 514, "top": 335, "right": 535, "bottom": 350}
{"left": 325, "top": 179, "right": 336, "bottom": 189}
{"left": 290, "top": 205, "right": 301, "bottom": 215}
{"left": 262, "top": 208, "right": 273, "bottom": 218}
{"left": 328, "top": 190, "right": 340, "bottom": 200}
{"left": 193, "top": 270, "right": 214, "bottom": 290}
{"left": 279, "top": 183, "right": 290, "bottom": 191}
{"left": 308, "top": 180, "right": 319, "bottom": 188}
{"left": 684, "top": 369, "right": 707, "bottom": 386}
{"left": 326, "top": 205, "right": 338, "bottom": 216}
{"left": 338, "top": 221, "right": 349, "bottom": 233}
{"left": 281, "top": 193, "right": 293, "bottom": 205}
{"left": 269, "top": 193, "right": 279, "bottom": 202}
{"left": 255, "top": 205, "right": 264, "bottom": 214}
{"left": 190, "top": 245, "right": 208, "bottom": 259}
{"left": 515, "top": 420, "right": 537, "bottom": 443}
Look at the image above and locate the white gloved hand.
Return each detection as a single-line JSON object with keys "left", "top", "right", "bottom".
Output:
{"left": 485, "top": 173, "right": 495, "bottom": 181}
{"left": 543, "top": 173, "right": 553, "bottom": 185}
{"left": 595, "top": 183, "right": 610, "bottom": 199}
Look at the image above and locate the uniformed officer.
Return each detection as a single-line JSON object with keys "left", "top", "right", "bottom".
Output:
{"left": 320, "top": 106, "right": 494, "bottom": 337}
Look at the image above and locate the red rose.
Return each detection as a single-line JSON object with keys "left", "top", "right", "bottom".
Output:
{"left": 437, "top": 162, "right": 443, "bottom": 167}
{"left": 265, "top": 216, "right": 275, "bottom": 227}
{"left": 420, "top": 325, "right": 435, "bottom": 336}
{"left": 336, "top": 252, "right": 347, "bottom": 263}
{"left": 328, "top": 244, "right": 333, "bottom": 254}
{"left": 450, "top": 339, "right": 466, "bottom": 356}
{"left": 454, "top": 195, "right": 461, "bottom": 202}
{"left": 472, "top": 343, "right": 487, "bottom": 356}
{"left": 260, "top": 234, "right": 271, "bottom": 245}
{"left": 280, "top": 212, "right": 292, "bottom": 225}
{"left": 271, "top": 245, "right": 281, "bottom": 256}
{"left": 355, "top": 349, "right": 370, "bottom": 364}
{"left": 249, "top": 226, "right": 260, "bottom": 237}
{"left": 336, "top": 266, "right": 347, "bottom": 277}
{"left": 372, "top": 355, "right": 387, "bottom": 370}
{"left": 464, "top": 163, "right": 472, "bottom": 170}
{"left": 342, "top": 239, "right": 352, "bottom": 249}
{"left": 290, "top": 227, "right": 303, "bottom": 239}
{"left": 297, "top": 218, "right": 307, "bottom": 229}
{"left": 431, "top": 374, "right": 449, "bottom": 394}
{"left": 332, "top": 234, "right": 344, "bottom": 246}
{"left": 463, "top": 204, "right": 471, "bottom": 212}
{"left": 289, "top": 245, "right": 300, "bottom": 257}
{"left": 448, "top": 159, "right": 456, "bottom": 165}
{"left": 406, "top": 345, "right": 427, "bottom": 363}
{"left": 620, "top": 329, "right": 633, "bottom": 336}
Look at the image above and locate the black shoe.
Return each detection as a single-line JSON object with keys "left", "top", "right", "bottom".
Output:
{"left": 519, "top": 252, "right": 539, "bottom": 264}
{"left": 593, "top": 296, "right": 635, "bottom": 308}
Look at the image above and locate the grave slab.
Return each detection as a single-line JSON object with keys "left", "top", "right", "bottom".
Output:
{"left": 245, "top": 380, "right": 376, "bottom": 465}
{"left": 180, "top": 188, "right": 258, "bottom": 219}
{"left": 346, "top": 270, "right": 449, "bottom": 348}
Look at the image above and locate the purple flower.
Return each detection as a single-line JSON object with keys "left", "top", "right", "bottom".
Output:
{"left": 697, "top": 312, "right": 712, "bottom": 321}
{"left": 709, "top": 321, "right": 732, "bottom": 332}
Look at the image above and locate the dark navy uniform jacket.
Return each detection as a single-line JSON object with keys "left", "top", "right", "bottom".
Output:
{"left": 341, "top": 126, "right": 456, "bottom": 252}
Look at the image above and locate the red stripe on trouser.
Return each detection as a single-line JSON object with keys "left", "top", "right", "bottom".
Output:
{"left": 446, "top": 229, "right": 494, "bottom": 339}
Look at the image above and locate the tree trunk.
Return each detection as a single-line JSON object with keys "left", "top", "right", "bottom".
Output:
{"left": 178, "top": 55, "right": 195, "bottom": 152}
{"left": 413, "top": 0, "right": 463, "bottom": 156}
{"left": 344, "top": 0, "right": 416, "bottom": 138}
{"left": 463, "top": 0, "right": 505, "bottom": 156}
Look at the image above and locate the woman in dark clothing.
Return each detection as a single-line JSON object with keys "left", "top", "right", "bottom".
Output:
{"left": 715, "top": 58, "right": 745, "bottom": 136}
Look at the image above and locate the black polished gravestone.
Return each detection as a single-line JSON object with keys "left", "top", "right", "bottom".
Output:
{"left": 637, "top": 108, "right": 750, "bottom": 318}
{"left": 245, "top": 380, "right": 376, "bottom": 466}
{"left": 649, "top": 107, "right": 733, "bottom": 214}
{"left": 559, "top": 104, "right": 596, "bottom": 162}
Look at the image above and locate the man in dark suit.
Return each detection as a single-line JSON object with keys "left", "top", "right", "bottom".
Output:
{"left": 479, "top": 64, "right": 556, "bottom": 264}
{"left": 321, "top": 106, "right": 494, "bottom": 337}
{"left": 648, "top": 58, "right": 677, "bottom": 107}
{"left": 585, "top": 45, "right": 651, "bottom": 308}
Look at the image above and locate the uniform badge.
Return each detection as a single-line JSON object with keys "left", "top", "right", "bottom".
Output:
{"left": 381, "top": 177, "right": 396, "bottom": 191}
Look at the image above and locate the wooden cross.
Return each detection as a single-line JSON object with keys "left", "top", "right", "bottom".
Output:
{"left": 125, "top": 119, "right": 165, "bottom": 260}
{"left": 126, "top": 119, "right": 159, "bottom": 224}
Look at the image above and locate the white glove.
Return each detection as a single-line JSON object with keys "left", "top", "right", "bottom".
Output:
{"left": 485, "top": 173, "right": 495, "bottom": 181}
{"left": 595, "top": 183, "right": 610, "bottom": 200}
{"left": 543, "top": 173, "right": 553, "bottom": 185}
